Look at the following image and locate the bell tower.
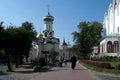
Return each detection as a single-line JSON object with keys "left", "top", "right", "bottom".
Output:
{"left": 43, "top": 6, "right": 54, "bottom": 38}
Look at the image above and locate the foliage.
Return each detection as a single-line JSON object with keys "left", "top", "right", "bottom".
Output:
{"left": 81, "top": 60, "right": 113, "bottom": 69}
{"left": 91, "top": 56, "right": 120, "bottom": 62}
{"left": 0, "top": 21, "right": 37, "bottom": 71}
{"left": 0, "top": 21, "right": 5, "bottom": 50}
{"left": 49, "top": 49, "right": 59, "bottom": 65}
{"left": 33, "top": 65, "right": 42, "bottom": 72}
{"left": 115, "top": 64, "right": 120, "bottom": 70}
{"left": 33, "top": 64, "right": 50, "bottom": 72}
{"left": 21, "top": 21, "right": 37, "bottom": 61}
{"left": 80, "top": 61, "right": 120, "bottom": 75}
{"left": 72, "top": 21, "right": 102, "bottom": 59}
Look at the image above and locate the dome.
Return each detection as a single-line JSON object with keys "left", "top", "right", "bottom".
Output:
{"left": 63, "top": 39, "right": 67, "bottom": 45}
{"left": 36, "top": 33, "right": 43, "bottom": 39}
{"left": 43, "top": 12, "right": 54, "bottom": 21}
{"left": 63, "top": 42, "right": 67, "bottom": 45}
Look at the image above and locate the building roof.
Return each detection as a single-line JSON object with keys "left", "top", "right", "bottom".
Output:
{"left": 43, "top": 11, "right": 54, "bottom": 21}
{"left": 63, "top": 39, "right": 67, "bottom": 45}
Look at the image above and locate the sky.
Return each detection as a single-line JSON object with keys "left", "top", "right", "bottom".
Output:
{"left": 0, "top": 0, "right": 113, "bottom": 45}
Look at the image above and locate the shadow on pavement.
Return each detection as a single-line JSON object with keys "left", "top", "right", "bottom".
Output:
{"left": 20, "top": 65, "right": 33, "bottom": 69}
{"left": 12, "top": 64, "right": 35, "bottom": 74}
{"left": 0, "top": 71, "right": 10, "bottom": 75}
{"left": 74, "top": 68, "right": 88, "bottom": 70}
{"left": 13, "top": 70, "right": 35, "bottom": 74}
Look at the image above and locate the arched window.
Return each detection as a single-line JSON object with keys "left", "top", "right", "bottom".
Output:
{"left": 45, "top": 32, "right": 47, "bottom": 37}
{"left": 49, "top": 32, "right": 52, "bottom": 37}
{"left": 107, "top": 41, "right": 112, "bottom": 53}
{"left": 114, "top": 41, "right": 119, "bottom": 52}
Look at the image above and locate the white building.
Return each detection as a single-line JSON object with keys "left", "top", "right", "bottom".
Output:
{"left": 30, "top": 10, "right": 60, "bottom": 61}
{"left": 60, "top": 39, "right": 69, "bottom": 59}
{"left": 99, "top": 0, "right": 120, "bottom": 57}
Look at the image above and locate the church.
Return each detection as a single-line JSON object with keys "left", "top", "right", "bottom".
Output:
{"left": 59, "top": 39, "right": 72, "bottom": 61}
{"left": 99, "top": 0, "right": 120, "bottom": 57}
{"left": 29, "top": 10, "right": 60, "bottom": 61}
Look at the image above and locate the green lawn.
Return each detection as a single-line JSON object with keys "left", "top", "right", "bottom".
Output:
{"left": 107, "top": 62, "right": 120, "bottom": 67}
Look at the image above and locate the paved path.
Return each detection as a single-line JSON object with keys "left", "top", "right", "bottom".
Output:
{"left": 2, "top": 62, "right": 120, "bottom": 80}
{"left": 34, "top": 63, "right": 96, "bottom": 80}
{"left": 1, "top": 62, "right": 120, "bottom": 80}
{"left": 0, "top": 63, "right": 98, "bottom": 80}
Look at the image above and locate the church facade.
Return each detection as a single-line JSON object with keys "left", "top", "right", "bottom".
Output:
{"left": 30, "top": 11, "right": 60, "bottom": 61}
{"left": 59, "top": 39, "right": 71, "bottom": 60}
{"left": 99, "top": 0, "right": 120, "bottom": 57}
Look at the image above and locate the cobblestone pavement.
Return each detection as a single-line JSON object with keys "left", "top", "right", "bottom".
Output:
{"left": 0, "top": 63, "right": 120, "bottom": 80}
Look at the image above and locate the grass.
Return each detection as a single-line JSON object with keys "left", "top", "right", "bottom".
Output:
{"left": 108, "top": 62, "right": 120, "bottom": 67}
{"left": 80, "top": 61, "right": 120, "bottom": 75}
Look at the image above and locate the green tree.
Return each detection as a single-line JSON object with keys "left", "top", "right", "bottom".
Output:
{"left": 0, "top": 21, "right": 37, "bottom": 71}
{"left": 0, "top": 21, "right": 5, "bottom": 64}
{"left": 4, "top": 26, "right": 17, "bottom": 71}
{"left": 49, "top": 49, "right": 59, "bottom": 65}
{"left": 72, "top": 21, "right": 102, "bottom": 59}
{"left": 21, "top": 21, "right": 37, "bottom": 62}
{"left": 0, "top": 21, "right": 4, "bottom": 50}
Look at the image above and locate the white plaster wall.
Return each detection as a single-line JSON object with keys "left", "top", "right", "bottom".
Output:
{"left": 44, "top": 22, "right": 53, "bottom": 31}
{"left": 104, "top": 1, "right": 120, "bottom": 35}
{"left": 105, "top": 53, "right": 118, "bottom": 56}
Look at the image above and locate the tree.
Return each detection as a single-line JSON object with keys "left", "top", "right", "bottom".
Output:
{"left": 0, "top": 21, "right": 4, "bottom": 50}
{"left": 0, "top": 21, "right": 37, "bottom": 71}
{"left": 0, "top": 21, "right": 5, "bottom": 64}
{"left": 49, "top": 49, "right": 59, "bottom": 65}
{"left": 72, "top": 21, "right": 102, "bottom": 59}
{"left": 21, "top": 21, "right": 37, "bottom": 62}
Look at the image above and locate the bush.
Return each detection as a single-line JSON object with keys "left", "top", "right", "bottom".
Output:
{"left": 33, "top": 65, "right": 42, "bottom": 72}
{"left": 115, "top": 64, "right": 120, "bottom": 70}
{"left": 42, "top": 66, "right": 50, "bottom": 71}
{"left": 101, "top": 63, "right": 112, "bottom": 69}
{"left": 33, "top": 65, "right": 50, "bottom": 72}
{"left": 81, "top": 60, "right": 113, "bottom": 69}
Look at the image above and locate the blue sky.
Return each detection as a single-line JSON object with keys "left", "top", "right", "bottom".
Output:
{"left": 0, "top": 0, "right": 112, "bottom": 45}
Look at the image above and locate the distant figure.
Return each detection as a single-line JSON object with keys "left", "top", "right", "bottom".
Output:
{"left": 64, "top": 58, "right": 68, "bottom": 66}
{"left": 71, "top": 55, "right": 77, "bottom": 70}
{"left": 59, "top": 56, "right": 63, "bottom": 67}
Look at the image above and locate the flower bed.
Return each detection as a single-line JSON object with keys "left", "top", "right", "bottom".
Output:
{"left": 81, "top": 60, "right": 113, "bottom": 69}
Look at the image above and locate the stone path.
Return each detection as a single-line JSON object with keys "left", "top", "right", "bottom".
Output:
{"left": 34, "top": 63, "right": 96, "bottom": 80}
{"left": 0, "top": 62, "right": 120, "bottom": 80}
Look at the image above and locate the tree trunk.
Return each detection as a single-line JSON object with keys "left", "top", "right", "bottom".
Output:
{"left": 6, "top": 55, "right": 12, "bottom": 71}
{"left": 20, "top": 55, "right": 23, "bottom": 64}
{"left": 15, "top": 56, "right": 19, "bottom": 68}
{"left": 26, "top": 55, "right": 28, "bottom": 62}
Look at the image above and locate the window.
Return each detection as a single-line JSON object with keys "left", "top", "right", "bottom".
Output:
{"left": 45, "top": 32, "right": 47, "bottom": 37}
{"left": 114, "top": 41, "right": 119, "bottom": 52}
{"left": 107, "top": 41, "right": 113, "bottom": 53}
{"left": 118, "top": 27, "right": 119, "bottom": 33}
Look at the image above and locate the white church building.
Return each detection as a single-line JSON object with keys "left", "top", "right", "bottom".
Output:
{"left": 29, "top": 10, "right": 60, "bottom": 61}
{"left": 99, "top": 0, "right": 120, "bottom": 57}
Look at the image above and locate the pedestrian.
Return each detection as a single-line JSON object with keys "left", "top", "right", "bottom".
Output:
{"left": 64, "top": 58, "right": 67, "bottom": 66}
{"left": 70, "top": 55, "right": 77, "bottom": 70}
{"left": 59, "top": 56, "right": 63, "bottom": 67}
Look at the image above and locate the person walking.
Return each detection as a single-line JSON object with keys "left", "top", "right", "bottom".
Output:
{"left": 59, "top": 56, "right": 63, "bottom": 67}
{"left": 70, "top": 55, "right": 77, "bottom": 70}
